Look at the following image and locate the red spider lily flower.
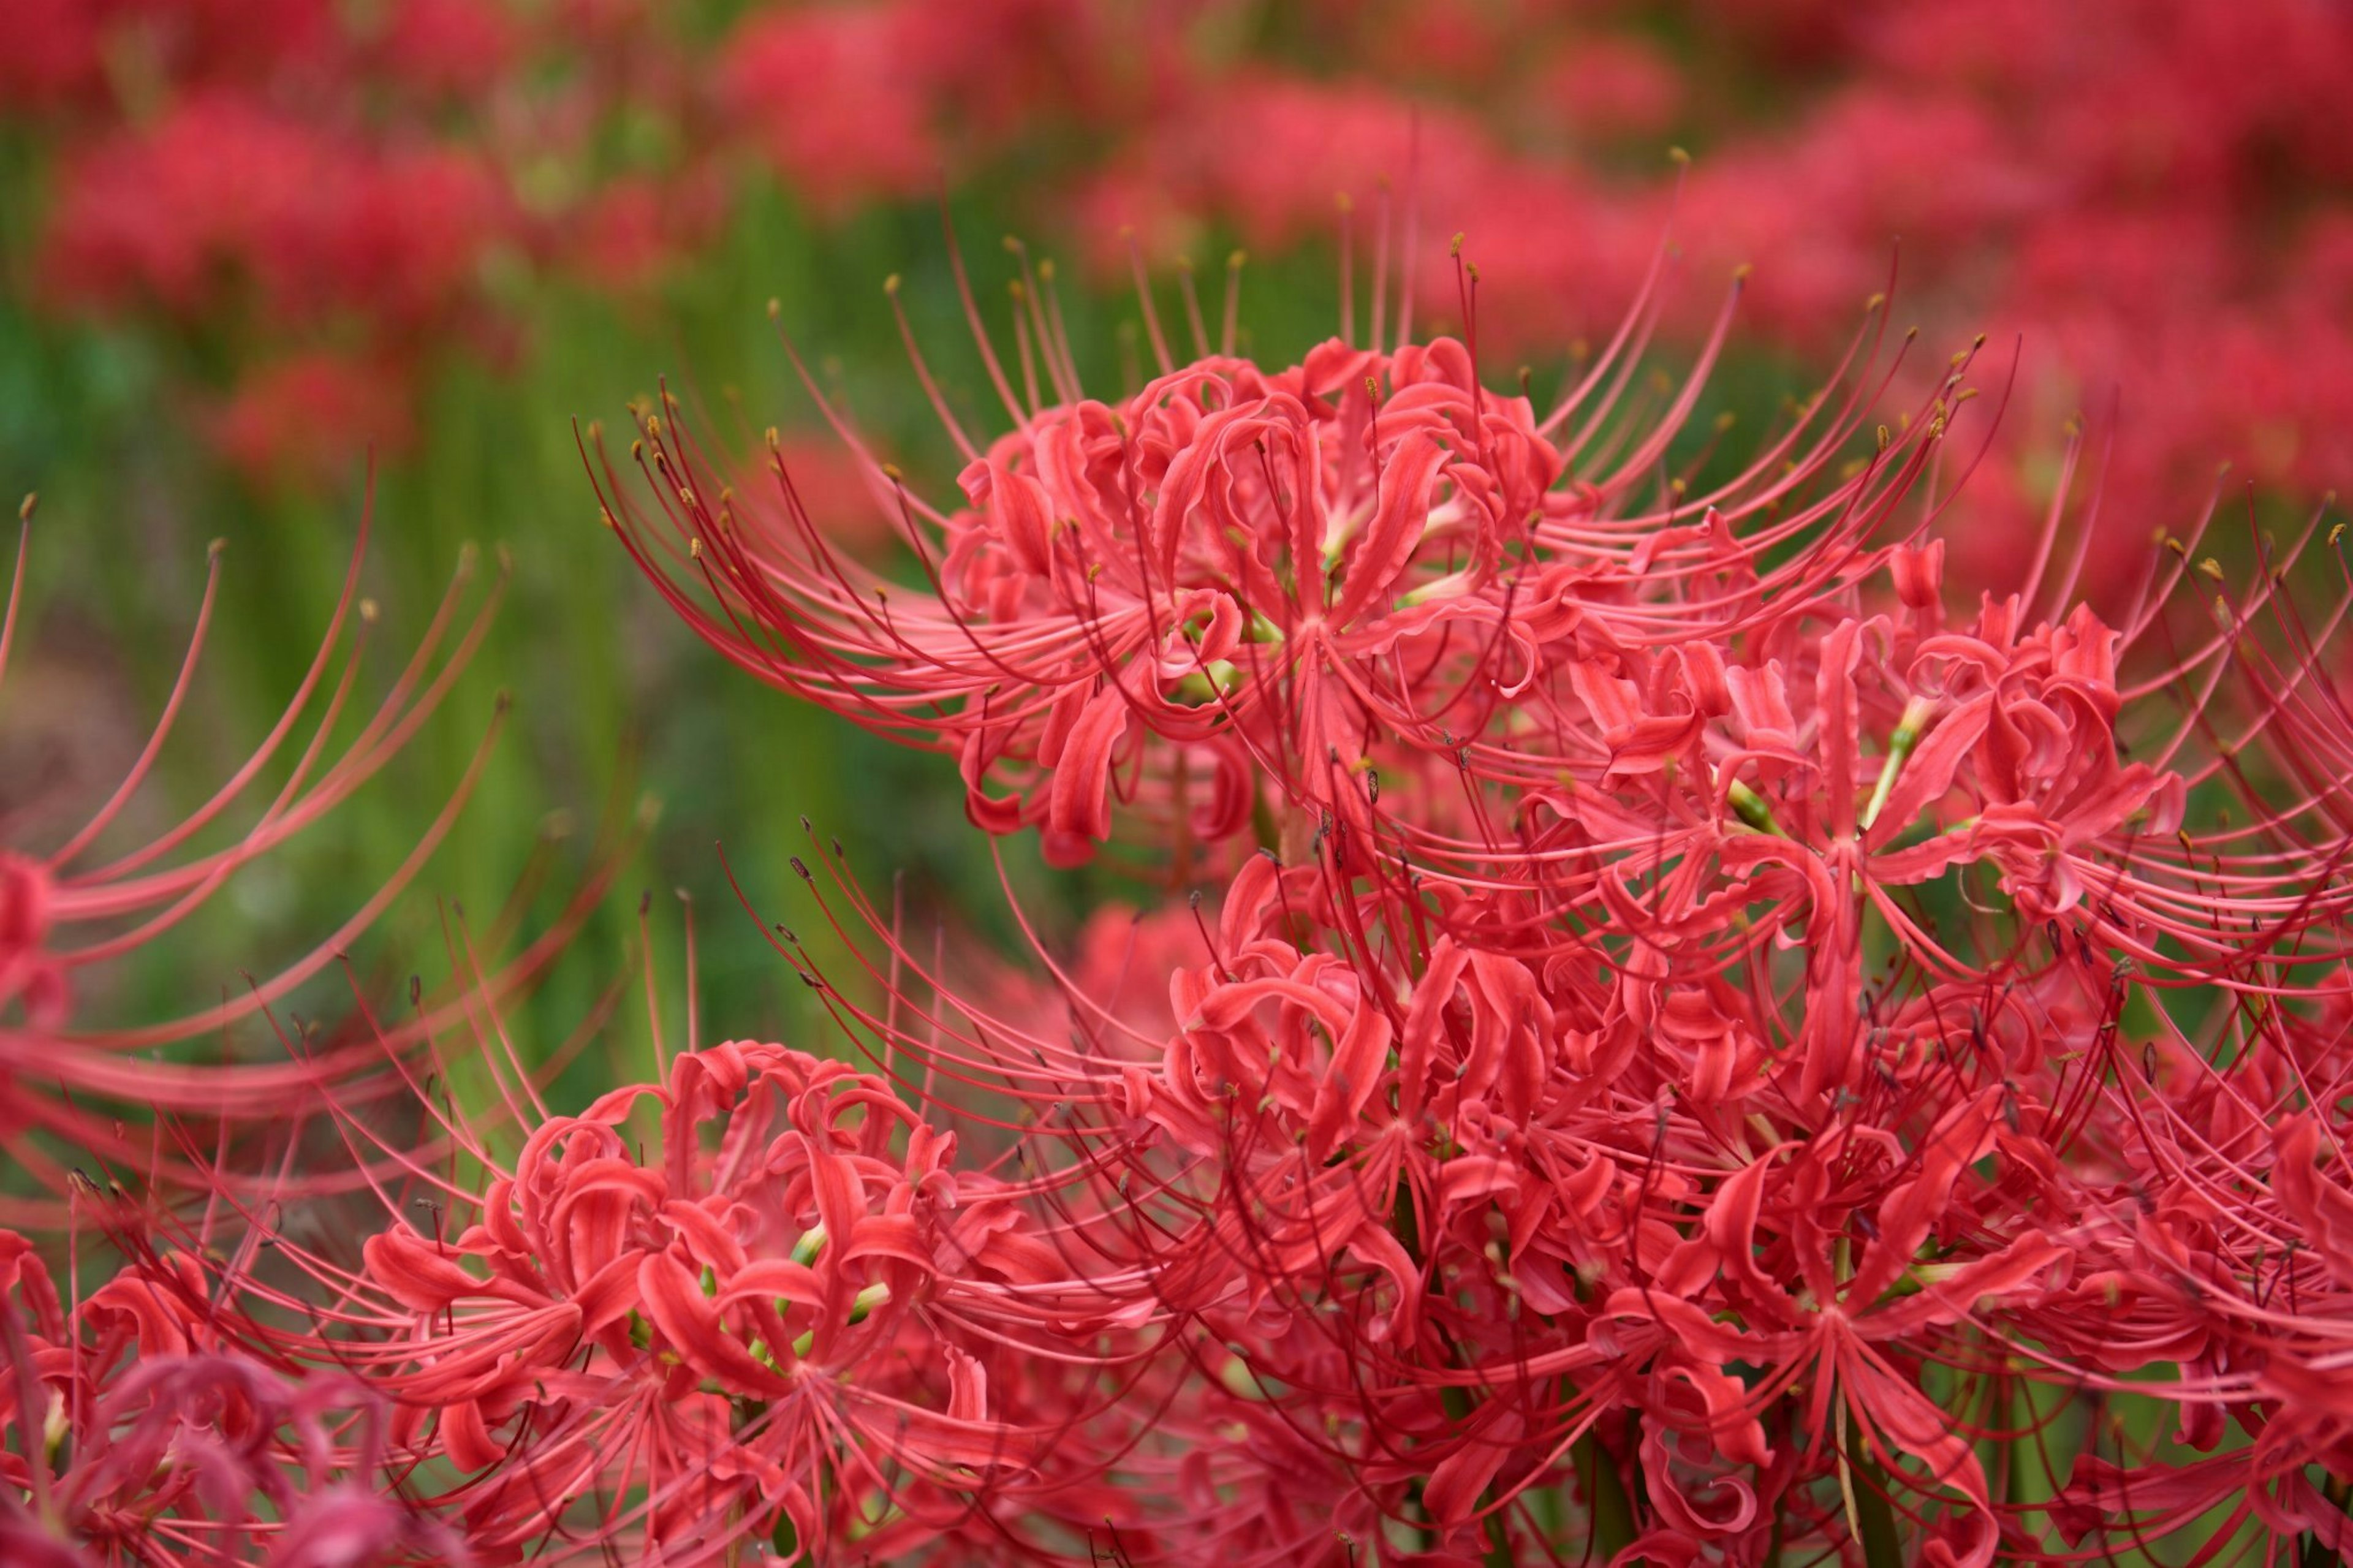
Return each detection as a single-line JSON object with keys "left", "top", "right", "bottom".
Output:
{"left": 1591, "top": 1089, "right": 2061, "bottom": 1567}
{"left": 0, "top": 1357, "right": 465, "bottom": 1567}
{"left": 225, "top": 1030, "right": 1123, "bottom": 1564}
{"left": 2, "top": 1223, "right": 462, "bottom": 1566}
{"left": 596, "top": 211, "right": 1925, "bottom": 871}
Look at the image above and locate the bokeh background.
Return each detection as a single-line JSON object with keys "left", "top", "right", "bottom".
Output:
{"left": 6, "top": 0, "right": 2349, "bottom": 1077}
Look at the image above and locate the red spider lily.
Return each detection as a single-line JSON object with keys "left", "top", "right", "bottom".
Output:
{"left": 9, "top": 42, "right": 2346, "bottom": 1537}
{"left": 718, "top": 7, "right": 941, "bottom": 215}
{"left": 582, "top": 215, "right": 2353, "bottom": 1568}
{"left": 595, "top": 209, "right": 1969, "bottom": 877}
{"left": 105, "top": 13, "right": 2353, "bottom": 1554}
{"left": 1, "top": 1222, "right": 463, "bottom": 1566}
{"left": 210, "top": 1017, "right": 1148, "bottom": 1565}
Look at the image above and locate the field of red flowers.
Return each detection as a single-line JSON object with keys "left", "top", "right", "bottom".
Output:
{"left": 4, "top": 3, "right": 2352, "bottom": 1564}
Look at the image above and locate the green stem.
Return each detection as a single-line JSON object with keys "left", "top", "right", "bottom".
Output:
{"left": 1844, "top": 1430, "right": 1906, "bottom": 1568}
{"left": 1573, "top": 1428, "right": 1638, "bottom": 1563}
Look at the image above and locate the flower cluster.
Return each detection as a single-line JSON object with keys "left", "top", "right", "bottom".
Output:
{"left": 580, "top": 230, "right": 2353, "bottom": 1562}
{"left": 311, "top": 1036, "right": 1123, "bottom": 1560}
{"left": 10, "top": 197, "right": 2353, "bottom": 1560}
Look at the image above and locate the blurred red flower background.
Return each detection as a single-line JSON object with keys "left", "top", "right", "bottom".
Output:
{"left": 10, "top": 0, "right": 2349, "bottom": 540}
